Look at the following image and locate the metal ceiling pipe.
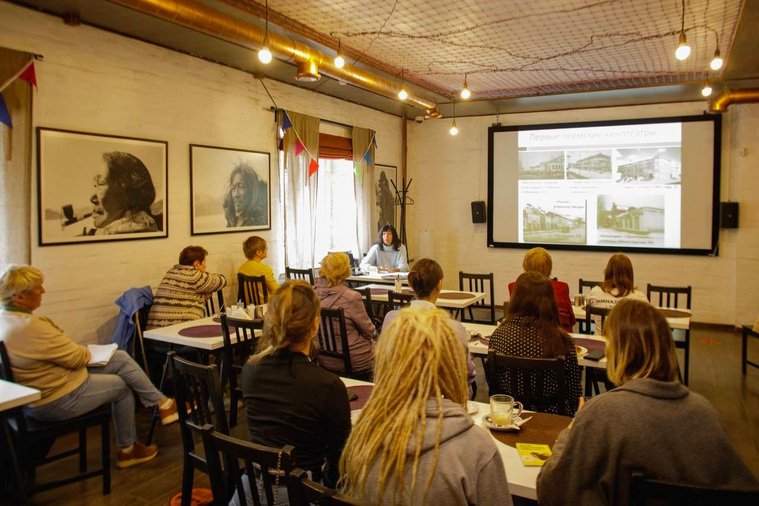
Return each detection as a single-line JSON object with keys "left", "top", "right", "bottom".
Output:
{"left": 108, "top": 0, "right": 439, "bottom": 113}
{"left": 709, "top": 89, "right": 759, "bottom": 113}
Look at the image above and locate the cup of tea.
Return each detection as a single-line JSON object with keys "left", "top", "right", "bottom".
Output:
{"left": 489, "top": 394, "right": 524, "bottom": 426}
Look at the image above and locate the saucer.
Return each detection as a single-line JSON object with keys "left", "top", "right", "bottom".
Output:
{"left": 575, "top": 345, "right": 588, "bottom": 358}
{"left": 466, "top": 401, "right": 480, "bottom": 415}
{"left": 482, "top": 414, "right": 522, "bottom": 432}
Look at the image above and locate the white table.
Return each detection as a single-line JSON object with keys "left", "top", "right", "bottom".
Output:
{"left": 361, "top": 284, "right": 486, "bottom": 310}
{"left": 341, "top": 377, "right": 557, "bottom": 500}
{"left": 143, "top": 315, "right": 262, "bottom": 351}
{"left": 573, "top": 305, "right": 691, "bottom": 330}
{"left": 347, "top": 272, "right": 408, "bottom": 286}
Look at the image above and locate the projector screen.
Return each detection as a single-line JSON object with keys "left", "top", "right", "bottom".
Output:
{"left": 488, "top": 115, "right": 721, "bottom": 255}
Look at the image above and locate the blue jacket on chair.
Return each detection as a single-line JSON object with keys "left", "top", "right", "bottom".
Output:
{"left": 111, "top": 286, "right": 153, "bottom": 351}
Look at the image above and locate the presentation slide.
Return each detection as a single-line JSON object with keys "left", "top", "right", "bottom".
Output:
{"left": 489, "top": 116, "right": 720, "bottom": 255}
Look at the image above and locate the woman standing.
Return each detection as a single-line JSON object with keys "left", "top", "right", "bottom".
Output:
{"left": 490, "top": 271, "right": 582, "bottom": 416}
{"left": 537, "top": 299, "right": 757, "bottom": 505}
{"left": 587, "top": 253, "right": 647, "bottom": 335}
{"left": 341, "top": 307, "right": 512, "bottom": 505}
{"left": 359, "top": 224, "right": 409, "bottom": 273}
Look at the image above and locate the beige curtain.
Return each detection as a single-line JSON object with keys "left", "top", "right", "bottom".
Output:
{"left": 280, "top": 110, "right": 320, "bottom": 269}
{"left": 0, "top": 48, "right": 34, "bottom": 268}
{"left": 352, "top": 127, "right": 375, "bottom": 256}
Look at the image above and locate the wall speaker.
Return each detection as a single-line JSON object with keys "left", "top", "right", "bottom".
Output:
{"left": 471, "top": 201, "right": 486, "bottom": 223}
{"left": 720, "top": 202, "right": 739, "bottom": 229}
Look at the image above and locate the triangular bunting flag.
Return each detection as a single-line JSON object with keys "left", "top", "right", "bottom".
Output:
{"left": 372, "top": 135, "right": 378, "bottom": 149}
{"left": 282, "top": 111, "right": 293, "bottom": 130}
{"left": 0, "top": 95, "right": 12, "bottom": 128}
{"left": 363, "top": 149, "right": 372, "bottom": 165}
{"left": 308, "top": 158, "right": 319, "bottom": 177}
{"left": 295, "top": 138, "right": 305, "bottom": 156}
{"left": 354, "top": 164, "right": 361, "bottom": 179}
{"left": 19, "top": 62, "right": 37, "bottom": 89}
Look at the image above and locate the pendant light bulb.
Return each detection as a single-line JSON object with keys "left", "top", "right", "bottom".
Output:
{"left": 450, "top": 119, "right": 458, "bottom": 136}
{"left": 398, "top": 86, "right": 408, "bottom": 101}
{"left": 334, "top": 39, "right": 345, "bottom": 69}
{"left": 258, "top": 45, "right": 272, "bottom": 64}
{"left": 675, "top": 31, "right": 690, "bottom": 60}
{"left": 460, "top": 75, "right": 471, "bottom": 99}
{"left": 701, "top": 80, "right": 712, "bottom": 97}
{"left": 710, "top": 48, "right": 723, "bottom": 71}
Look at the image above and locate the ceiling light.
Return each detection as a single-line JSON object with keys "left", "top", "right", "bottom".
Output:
{"left": 701, "top": 80, "right": 712, "bottom": 97}
{"left": 334, "top": 39, "right": 345, "bottom": 69}
{"left": 259, "top": 0, "right": 272, "bottom": 64}
{"left": 675, "top": 32, "right": 690, "bottom": 60}
{"left": 398, "top": 69, "right": 408, "bottom": 100}
{"left": 450, "top": 119, "right": 458, "bottom": 136}
{"left": 460, "top": 75, "right": 471, "bottom": 100}
{"left": 710, "top": 48, "right": 723, "bottom": 71}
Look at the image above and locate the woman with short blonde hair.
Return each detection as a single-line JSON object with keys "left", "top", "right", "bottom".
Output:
{"left": 341, "top": 307, "right": 512, "bottom": 505}
{"left": 319, "top": 252, "right": 352, "bottom": 287}
{"left": 537, "top": 299, "right": 757, "bottom": 505}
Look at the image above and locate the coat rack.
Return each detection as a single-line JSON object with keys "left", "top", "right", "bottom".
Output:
{"left": 391, "top": 178, "right": 413, "bottom": 253}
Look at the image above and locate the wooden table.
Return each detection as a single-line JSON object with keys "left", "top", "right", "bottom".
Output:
{"left": 361, "top": 284, "right": 486, "bottom": 310}
{"left": 341, "top": 377, "right": 570, "bottom": 500}
{"left": 1, "top": 380, "right": 41, "bottom": 504}
{"left": 346, "top": 271, "right": 408, "bottom": 286}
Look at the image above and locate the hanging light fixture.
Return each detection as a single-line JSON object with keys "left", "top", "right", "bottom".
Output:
{"left": 258, "top": 0, "right": 272, "bottom": 64}
{"left": 710, "top": 48, "right": 723, "bottom": 71}
{"left": 460, "top": 74, "right": 471, "bottom": 100}
{"left": 334, "top": 39, "right": 345, "bottom": 69}
{"left": 398, "top": 69, "right": 408, "bottom": 100}
{"left": 450, "top": 101, "right": 458, "bottom": 136}
{"left": 675, "top": 0, "right": 690, "bottom": 61}
{"left": 701, "top": 80, "right": 713, "bottom": 97}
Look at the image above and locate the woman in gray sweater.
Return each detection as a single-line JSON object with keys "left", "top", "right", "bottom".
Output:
{"left": 537, "top": 299, "right": 757, "bottom": 505}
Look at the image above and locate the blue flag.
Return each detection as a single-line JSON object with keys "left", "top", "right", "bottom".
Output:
{"left": 282, "top": 112, "right": 293, "bottom": 130}
{"left": 0, "top": 95, "right": 12, "bottom": 129}
{"left": 363, "top": 149, "right": 372, "bottom": 165}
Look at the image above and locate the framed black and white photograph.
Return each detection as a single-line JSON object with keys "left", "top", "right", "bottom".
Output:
{"left": 374, "top": 163, "right": 397, "bottom": 233}
{"left": 37, "top": 128, "right": 168, "bottom": 246}
{"left": 190, "top": 144, "right": 271, "bottom": 235}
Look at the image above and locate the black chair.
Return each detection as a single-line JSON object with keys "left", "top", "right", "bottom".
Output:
{"left": 583, "top": 304, "right": 610, "bottom": 336}
{"left": 742, "top": 325, "right": 759, "bottom": 375}
{"left": 237, "top": 273, "right": 269, "bottom": 307}
{"left": 630, "top": 471, "right": 759, "bottom": 505}
{"left": 285, "top": 267, "right": 315, "bottom": 285}
{"left": 459, "top": 272, "right": 496, "bottom": 324}
{"left": 388, "top": 290, "right": 413, "bottom": 311}
{"left": 486, "top": 350, "right": 570, "bottom": 416}
{"left": 316, "top": 307, "right": 354, "bottom": 378}
{"left": 199, "top": 424, "right": 295, "bottom": 506}
{"left": 219, "top": 313, "right": 263, "bottom": 427}
{"left": 131, "top": 304, "right": 152, "bottom": 376}
{"left": 578, "top": 279, "right": 601, "bottom": 295}
{"left": 647, "top": 284, "right": 692, "bottom": 385}
{"left": 0, "top": 342, "right": 111, "bottom": 497}
{"left": 169, "top": 352, "right": 229, "bottom": 506}
{"left": 353, "top": 287, "right": 383, "bottom": 328}
{"left": 288, "top": 468, "right": 365, "bottom": 506}
{"left": 581, "top": 305, "right": 612, "bottom": 397}
{"left": 205, "top": 289, "right": 226, "bottom": 317}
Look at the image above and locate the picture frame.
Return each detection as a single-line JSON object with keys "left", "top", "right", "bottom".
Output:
{"left": 374, "top": 163, "right": 398, "bottom": 233}
{"left": 37, "top": 128, "right": 168, "bottom": 246}
{"left": 190, "top": 144, "right": 271, "bottom": 235}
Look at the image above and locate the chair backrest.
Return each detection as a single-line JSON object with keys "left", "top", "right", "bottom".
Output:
{"left": 237, "top": 273, "right": 269, "bottom": 307}
{"left": 388, "top": 291, "right": 413, "bottom": 311}
{"left": 459, "top": 271, "right": 496, "bottom": 324}
{"left": 220, "top": 313, "right": 262, "bottom": 389}
{"left": 647, "top": 284, "right": 692, "bottom": 309}
{"left": 0, "top": 341, "right": 30, "bottom": 434}
{"left": 199, "top": 424, "right": 295, "bottom": 506}
{"left": 204, "top": 289, "right": 226, "bottom": 317}
{"left": 316, "top": 307, "right": 352, "bottom": 377}
{"left": 486, "top": 350, "right": 569, "bottom": 415}
{"left": 288, "top": 468, "right": 365, "bottom": 506}
{"left": 630, "top": 472, "right": 759, "bottom": 506}
{"left": 169, "top": 352, "right": 229, "bottom": 474}
{"left": 352, "top": 287, "right": 374, "bottom": 321}
{"left": 579, "top": 279, "right": 602, "bottom": 295}
{"left": 130, "top": 304, "right": 152, "bottom": 375}
{"left": 285, "top": 267, "right": 315, "bottom": 286}
{"left": 584, "top": 305, "right": 610, "bottom": 335}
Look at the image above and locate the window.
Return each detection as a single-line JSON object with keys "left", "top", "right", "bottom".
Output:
{"left": 313, "top": 158, "right": 359, "bottom": 262}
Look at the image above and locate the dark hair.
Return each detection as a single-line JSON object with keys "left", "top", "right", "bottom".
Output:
{"left": 376, "top": 224, "right": 401, "bottom": 250}
{"left": 407, "top": 258, "right": 443, "bottom": 299}
{"left": 179, "top": 246, "right": 208, "bottom": 266}
{"left": 102, "top": 152, "right": 156, "bottom": 213}
{"left": 242, "top": 236, "right": 266, "bottom": 259}
{"left": 223, "top": 162, "right": 264, "bottom": 227}
{"left": 505, "top": 271, "right": 571, "bottom": 357}
{"left": 600, "top": 253, "right": 636, "bottom": 297}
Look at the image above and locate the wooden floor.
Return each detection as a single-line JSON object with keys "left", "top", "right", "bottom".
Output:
{"left": 7, "top": 324, "right": 759, "bottom": 505}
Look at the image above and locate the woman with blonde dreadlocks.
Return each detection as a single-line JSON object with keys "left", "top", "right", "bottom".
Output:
{"left": 340, "top": 307, "right": 512, "bottom": 505}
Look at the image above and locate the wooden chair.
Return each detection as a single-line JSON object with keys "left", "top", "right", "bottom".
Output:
{"left": 204, "top": 289, "right": 226, "bottom": 317}
{"left": 578, "top": 279, "right": 601, "bottom": 295}
{"left": 285, "top": 267, "right": 315, "bottom": 285}
{"left": 486, "top": 350, "right": 570, "bottom": 416}
{"left": 630, "top": 471, "right": 759, "bottom": 505}
{"left": 459, "top": 272, "right": 496, "bottom": 324}
{"left": 388, "top": 290, "right": 413, "bottom": 311}
{"left": 131, "top": 304, "right": 152, "bottom": 376}
{"left": 647, "top": 284, "right": 692, "bottom": 385}
{"left": 169, "top": 352, "right": 229, "bottom": 506}
{"left": 237, "top": 273, "right": 269, "bottom": 307}
{"left": 316, "top": 307, "right": 354, "bottom": 378}
{"left": 353, "top": 287, "right": 382, "bottom": 328}
{"left": 219, "top": 313, "right": 262, "bottom": 427}
{"left": 742, "top": 325, "right": 759, "bottom": 375}
{"left": 583, "top": 305, "right": 610, "bottom": 336}
{"left": 199, "top": 424, "right": 295, "bottom": 506}
{"left": 0, "top": 342, "right": 111, "bottom": 497}
{"left": 288, "top": 468, "right": 365, "bottom": 506}
{"left": 582, "top": 305, "right": 611, "bottom": 397}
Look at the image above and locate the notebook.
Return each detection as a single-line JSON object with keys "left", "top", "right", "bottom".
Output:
{"left": 88, "top": 343, "right": 118, "bottom": 366}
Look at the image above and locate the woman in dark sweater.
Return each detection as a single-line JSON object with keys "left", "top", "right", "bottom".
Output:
{"left": 242, "top": 281, "right": 351, "bottom": 492}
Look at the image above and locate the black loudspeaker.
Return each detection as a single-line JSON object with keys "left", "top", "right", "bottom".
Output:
{"left": 471, "top": 201, "right": 486, "bottom": 223}
{"left": 720, "top": 202, "right": 739, "bottom": 229}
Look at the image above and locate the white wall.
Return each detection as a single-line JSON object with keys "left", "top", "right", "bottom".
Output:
{"left": 0, "top": 3, "right": 402, "bottom": 344}
{"left": 407, "top": 102, "right": 759, "bottom": 326}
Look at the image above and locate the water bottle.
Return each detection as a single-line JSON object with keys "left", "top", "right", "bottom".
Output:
{"left": 394, "top": 275, "right": 402, "bottom": 293}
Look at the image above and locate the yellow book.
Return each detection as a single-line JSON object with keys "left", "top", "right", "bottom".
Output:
{"left": 515, "top": 443, "right": 553, "bottom": 467}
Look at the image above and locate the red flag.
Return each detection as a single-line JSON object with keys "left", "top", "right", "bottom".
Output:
{"left": 295, "top": 138, "right": 305, "bottom": 156}
{"left": 308, "top": 158, "right": 319, "bottom": 177}
{"left": 19, "top": 62, "right": 37, "bottom": 89}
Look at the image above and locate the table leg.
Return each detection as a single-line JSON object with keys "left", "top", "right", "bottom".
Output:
{"left": 2, "top": 413, "right": 28, "bottom": 505}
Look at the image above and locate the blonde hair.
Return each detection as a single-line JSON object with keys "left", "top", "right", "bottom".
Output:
{"left": 339, "top": 307, "right": 467, "bottom": 504}
{"left": 522, "top": 247, "right": 552, "bottom": 277}
{"left": 0, "top": 265, "right": 44, "bottom": 304}
{"left": 605, "top": 298, "right": 679, "bottom": 385}
{"left": 319, "top": 252, "right": 351, "bottom": 287}
{"left": 249, "top": 281, "right": 320, "bottom": 362}
{"left": 242, "top": 236, "right": 267, "bottom": 259}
